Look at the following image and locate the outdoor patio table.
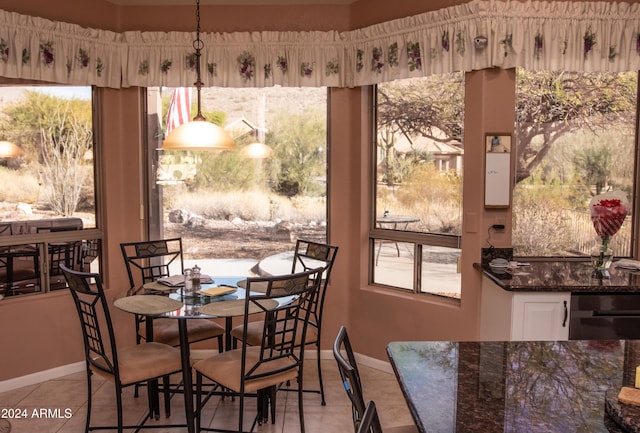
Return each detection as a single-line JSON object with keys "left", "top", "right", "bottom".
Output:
{"left": 375, "top": 214, "right": 419, "bottom": 264}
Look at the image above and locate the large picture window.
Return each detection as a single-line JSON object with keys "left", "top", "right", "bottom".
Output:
{"left": 146, "top": 86, "right": 328, "bottom": 268}
{"left": 372, "top": 74, "right": 464, "bottom": 299}
{"left": 0, "top": 85, "right": 100, "bottom": 297}
{"left": 512, "top": 70, "right": 637, "bottom": 258}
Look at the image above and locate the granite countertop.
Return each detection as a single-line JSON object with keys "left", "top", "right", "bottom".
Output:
{"left": 473, "top": 260, "right": 640, "bottom": 293}
{"left": 388, "top": 340, "right": 638, "bottom": 433}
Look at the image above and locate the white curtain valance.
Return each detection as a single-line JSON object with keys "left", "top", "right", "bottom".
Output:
{"left": 0, "top": 0, "right": 639, "bottom": 89}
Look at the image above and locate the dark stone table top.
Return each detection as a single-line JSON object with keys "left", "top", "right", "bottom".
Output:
{"left": 387, "top": 340, "right": 640, "bottom": 433}
{"left": 473, "top": 260, "right": 640, "bottom": 294}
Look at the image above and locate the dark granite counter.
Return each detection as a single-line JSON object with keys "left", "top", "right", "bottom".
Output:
{"left": 387, "top": 340, "right": 640, "bottom": 433}
{"left": 473, "top": 261, "right": 640, "bottom": 293}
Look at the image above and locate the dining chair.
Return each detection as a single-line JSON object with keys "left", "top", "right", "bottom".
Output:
{"left": 38, "top": 226, "right": 84, "bottom": 290}
{"left": 120, "top": 238, "right": 225, "bottom": 349}
{"left": 231, "top": 239, "right": 338, "bottom": 405}
{"left": 333, "top": 326, "right": 418, "bottom": 433}
{"left": 60, "top": 264, "right": 184, "bottom": 433}
{"left": 193, "top": 267, "right": 323, "bottom": 433}
{"left": 357, "top": 401, "right": 384, "bottom": 433}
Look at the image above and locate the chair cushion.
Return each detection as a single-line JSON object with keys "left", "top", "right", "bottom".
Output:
{"left": 92, "top": 342, "right": 183, "bottom": 386}
{"left": 143, "top": 318, "right": 225, "bottom": 347}
{"left": 193, "top": 346, "right": 299, "bottom": 393}
{"left": 231, "top": 320, "right": 318, "bottom": 347}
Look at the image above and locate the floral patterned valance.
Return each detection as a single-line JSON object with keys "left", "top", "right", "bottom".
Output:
{"left": 1, "top": 0, "right": 640, "bottom": 89}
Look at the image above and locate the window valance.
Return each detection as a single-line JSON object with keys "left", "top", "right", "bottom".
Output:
{"left": 0, "top": 0, "right": 639, "bottom": 89}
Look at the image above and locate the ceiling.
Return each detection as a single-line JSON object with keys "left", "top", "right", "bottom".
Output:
{"left": 106, "top": 0, "right": 355, "bottom": 5}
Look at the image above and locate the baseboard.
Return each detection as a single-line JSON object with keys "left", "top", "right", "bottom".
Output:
{"left": 0, "top": 350, "right": 391, "bottom": 394}
{"left": 0, "top": 361, "right": 85, "bottom": 393}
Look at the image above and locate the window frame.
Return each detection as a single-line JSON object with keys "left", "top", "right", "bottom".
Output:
{"left": 0, "top": 84, "right": 103, "bottom": 297}
{"left": 511, "top": 69, "right": 639, "bottom": 260}
{"left": 368, "top": 84, "right": 462, "bottom": 297}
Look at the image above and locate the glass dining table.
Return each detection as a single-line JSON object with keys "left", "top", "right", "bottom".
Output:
{"left": 113, "top": 276, "right": 278, "bottom": 433}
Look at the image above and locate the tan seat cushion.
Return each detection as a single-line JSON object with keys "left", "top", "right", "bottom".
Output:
{"left": 193, "top": 346, "right": 299, "bottom": 393}
{"left": 92, "top": 342, "right": 183, "bottom": 386}
{"left": 143, "top": 318, "right": 225, "bottom": 347}
{"left": 231, "top": 320, "right": 318, "bottom": 347}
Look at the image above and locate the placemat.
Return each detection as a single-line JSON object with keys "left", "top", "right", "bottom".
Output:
{"left": 113, "top": 295, "right": 183, "bottom": 315}
{"left": 156, "top": 274, "right": 214, "bottom": 287}
{"left": 200, "top": 298, "right": 278, "bottom": 317}
{"left": 142, "top": 281, "right": 174, "bottom": 292}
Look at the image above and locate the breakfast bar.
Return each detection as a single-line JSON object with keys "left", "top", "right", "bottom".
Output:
{"left": 387, "top": 340, "right": 637, "bottom": 433}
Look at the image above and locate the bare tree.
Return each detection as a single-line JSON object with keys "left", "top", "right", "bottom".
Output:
{"left": 376, "top": 71, "right": 636, "bottom": 185}
{"left": 515, "top": 70, "right": 635, "bottom": 183}
{"left": 39, "top": 104, "right": 92, "bottom": 216}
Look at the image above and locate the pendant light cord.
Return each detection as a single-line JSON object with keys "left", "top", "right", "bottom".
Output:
{"left": 193, "top": 0, "right": 205, "bottom": 121}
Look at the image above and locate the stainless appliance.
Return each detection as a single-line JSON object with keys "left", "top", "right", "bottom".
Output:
{"left": 570, "top": 293, "right": 640, "bottom": 339}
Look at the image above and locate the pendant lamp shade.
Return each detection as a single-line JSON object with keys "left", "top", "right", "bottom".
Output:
{"left": 0, "top": 141, "right": 24, "bottom": 158}
{"left": 163, "top": 120, "right": 235, "bottom": 151}
{"left": 239, "top": 142, "right": 274, "bottom": 159}
{"left": 161, "top": 0, "right": 235, "bottom": 152}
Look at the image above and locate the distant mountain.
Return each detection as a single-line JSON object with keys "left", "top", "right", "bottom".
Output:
{"left": 200, "top": 86, "right": 327, "bottom": 126}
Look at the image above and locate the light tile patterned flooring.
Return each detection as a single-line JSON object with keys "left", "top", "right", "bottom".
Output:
{"left": 0, "top": 359, "right": 416, "bottom": 433}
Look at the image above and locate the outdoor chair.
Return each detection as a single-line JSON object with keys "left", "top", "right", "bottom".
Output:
{"left": 193, "top": 267, "right": 323, "bottom": 433}
{"left": 333, "top": 326, "right": 418, "bottom": 433}
{"left": 231, "top": 239, "right": 338, "bottom": 405}
{"left": 60, "top": 264, "right": 184, "bottom": 433}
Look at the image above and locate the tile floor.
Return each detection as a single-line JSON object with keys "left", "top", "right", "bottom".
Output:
{"left": 0, "top": 359, "right": 416, "bottom": 433}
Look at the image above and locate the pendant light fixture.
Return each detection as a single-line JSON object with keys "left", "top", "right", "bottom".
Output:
{"left": 239, "top": 142, "right": 274, "bottom": 159}
{"left": 0, "top": 141, "right": 24, "bottom": 158}
{"left": 162, "top": 0, "right": 235, "bottom": 151}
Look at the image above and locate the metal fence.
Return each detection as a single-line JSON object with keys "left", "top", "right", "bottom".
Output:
{"left": 566, "top": 209, "right": 631, "bottom": 257}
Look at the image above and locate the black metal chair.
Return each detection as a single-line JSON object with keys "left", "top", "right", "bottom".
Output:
{"left": 120, "top": 238, "right": 225, "bottom": 349}
{"left": 60, "top": 264, "right": 184, "bottom": 433}
{"left": 194, "top": 267, "right": 323, "bottom": 433}
{"left": 231, "top": 239, "right": 338, "bottom": 404}
{"left": 358, "top": 401, "right": 384, "bottom": 433}
{"left": 333, "top": 326, "right": 418, "bottom": 433}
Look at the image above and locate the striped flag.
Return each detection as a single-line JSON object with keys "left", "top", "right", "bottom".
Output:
{"left": 165, "top": 87, "right": 192, "bottom": 135}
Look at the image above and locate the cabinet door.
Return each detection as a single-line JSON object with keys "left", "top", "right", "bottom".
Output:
{"left": 511, "top": 293, "right": 570, "bottom": 341}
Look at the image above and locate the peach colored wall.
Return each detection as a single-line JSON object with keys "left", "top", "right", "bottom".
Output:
{"left": 117, "top": 5, "right": 352, "bottom": 32}
{"left": 350, "top": 0, "right": 469, "bottom": 27}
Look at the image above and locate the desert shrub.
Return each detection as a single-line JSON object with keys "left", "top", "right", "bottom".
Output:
{"left": 512, "top": 186, "right": 578, "bottom": 255}
{"left": 394, "top": 164, "right": 462, "bottom": 234}
{"left": 0, "top": 165, "right": 40, "bottom": 203}
{"left": 170, "top": 190, "right": 326, "bottom": 224}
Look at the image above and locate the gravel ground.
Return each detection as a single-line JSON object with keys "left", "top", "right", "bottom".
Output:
{"left": 164, "top": 218, "right": 327, "bottom": 260}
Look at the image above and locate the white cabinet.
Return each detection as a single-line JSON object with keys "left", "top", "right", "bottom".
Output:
{"left": 480, "top": 276, "right": 570, "bottom": 341}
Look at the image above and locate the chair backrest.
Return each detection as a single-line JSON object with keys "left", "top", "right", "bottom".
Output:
{"left": 241, "top": 267, "right": 323, "bottom": 388}
{"left": 333, "top": 325, "right": 367, "bottom": 432}
{"left": 120, "top": 238, "right": 184, "bottom": 292}
{"left": 357, "top": 401, "right": 384, "bottom": 433}
{"left": 60, "top": 264, "right": 120, "bottom": 380}
{"left": 291, "top": 239, "right": 338, "bottom": 331}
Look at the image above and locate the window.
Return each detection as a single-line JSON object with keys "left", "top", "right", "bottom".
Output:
{"left": 0, "top": 85, "right": 101, "bottom": 297}
{"left": 371, "top": 74, "right": 464, "bottom": 299}
{"left": 146, "top": 86, "right": 328, "bottom": 267}
{"left": 512, "top": 70, "right": 637, "bottom": 258}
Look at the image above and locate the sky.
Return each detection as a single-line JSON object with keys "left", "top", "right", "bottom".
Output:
{"left": 29, "top": 86, "right": 92, "bottom": 100}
